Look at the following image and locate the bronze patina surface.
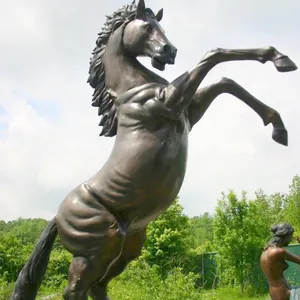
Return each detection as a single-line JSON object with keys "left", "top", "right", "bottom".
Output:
{"left": 11, "top": 1, "right": 297, "bottom": 299}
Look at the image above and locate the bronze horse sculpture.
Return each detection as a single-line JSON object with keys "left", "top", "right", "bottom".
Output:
{"left": 11, "top": 1, "right": 297, "bottom": 299}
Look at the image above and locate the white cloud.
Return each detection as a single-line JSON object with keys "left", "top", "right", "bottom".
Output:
{"left": 0, "top": 0, "right": 299, "bottom": 221}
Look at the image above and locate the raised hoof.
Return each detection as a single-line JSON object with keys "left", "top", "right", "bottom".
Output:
{"left": 272, "top": 127, "right": 288, "bottom": 146}
{"left": 273, "top": 55, "right": 298, "bottom": 72}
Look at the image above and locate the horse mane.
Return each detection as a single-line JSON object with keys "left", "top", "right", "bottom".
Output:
{"left": 87, "top": 2, "right": 138, "bottom": 137}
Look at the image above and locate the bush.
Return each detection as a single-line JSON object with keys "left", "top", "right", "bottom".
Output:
{"left": 0, "top": 278, "right": 14, "bottom": 300}
{"left": 109, "top": 260, "right": 203, "bottom": 300}
{"left": 43, "top": 250, "right": 72, "bottom": 288}
{"left": 213, "top": 191, "right": 268, "bottom": 294}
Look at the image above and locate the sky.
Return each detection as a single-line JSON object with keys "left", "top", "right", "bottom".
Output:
{"left": 0, "top": 0, "right": 299, "bottom": 221}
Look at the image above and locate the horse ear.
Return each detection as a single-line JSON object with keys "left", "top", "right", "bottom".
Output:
{"left": 155, "top": 8, "right": 163, "bottom": 22}
{"left": 136, "top": 0, "right": 146, "bottom": 19}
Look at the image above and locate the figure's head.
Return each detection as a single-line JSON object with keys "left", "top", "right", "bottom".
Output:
{"left": 270, "top": 223, "right": 294, "bottom": 247}
{"left": 122, "top": 0, "right": 177, "bottom": 71}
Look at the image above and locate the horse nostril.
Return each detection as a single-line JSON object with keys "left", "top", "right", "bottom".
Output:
{"left": 163, "top": 44, "right": 171, "bottom": 54}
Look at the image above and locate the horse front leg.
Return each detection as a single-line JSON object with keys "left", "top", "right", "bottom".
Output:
{"left": 188, "top": 77, "right": 288, "bottom": 146}
{"left": 202, "top": 46, "right": 297, "bottom": 73}
{"left": 161, "top": 46, "right": 296, "bottom": 119}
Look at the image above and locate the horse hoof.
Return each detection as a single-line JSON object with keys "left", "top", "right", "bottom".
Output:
{"left": 272, "top": 127, "right": 288, "bottom": 146}
{"left": 273, "top": 55, "right": 298, "bottom": 72}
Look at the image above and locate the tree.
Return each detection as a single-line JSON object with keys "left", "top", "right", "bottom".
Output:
{"left": 189, "top": 212, "right": 214, "bottom": 249}
{"left": 0, "top": 234, "right": 32, "bottom": 282}
{"left": 284, "top": 175, "right": 300, "bottom": 235}
{"left": 213, "top": 190, "right": 269, "bottom": 294}
{"left": 141, "top": 198, "right": 193, "bottom": 275}
{"left": 0, "top": 221, "right": 6, "bottom": 233}
{"left": 3, "top": 218, "right": 47, "bottom": 245}
{"left": 255, "top": 188, "right": 288, "bottom": 227}
{"left": 0, "top": 217, "right": 69, "bottom": 287}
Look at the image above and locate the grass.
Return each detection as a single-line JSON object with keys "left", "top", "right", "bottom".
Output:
{"left": 0, "top": 284, "right": 269, "bottom": 300}
{"left": 1, "top": 267, "right": 269, "bottom": 300}
{"left": 201, "top": 287, "right": 268, "bottom": 300}
{"left": 33, "top": 286, "right": 269, "bottom": 300}
{"left": 34, "top": 289, "right": 268, "bottom": 300}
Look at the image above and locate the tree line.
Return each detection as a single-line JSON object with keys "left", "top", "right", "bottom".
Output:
{"left": 0, "top": 175, "right": 299, "bottom": 298}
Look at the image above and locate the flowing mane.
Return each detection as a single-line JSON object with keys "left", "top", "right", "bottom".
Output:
{"left": 87, "top": 2, "right": 138, "bottom": 137}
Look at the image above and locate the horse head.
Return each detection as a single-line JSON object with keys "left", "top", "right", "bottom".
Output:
{"left": 88, "top": 0, "right": 178, "bottom": 137}
{"left": 123, "top": 0, "right": 177, "bottom": 71}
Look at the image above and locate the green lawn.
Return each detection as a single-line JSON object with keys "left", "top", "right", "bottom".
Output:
{"left": 33, "top": 287, "right": 268, "bottom": 300}
{"left": 201, "top": 288, "right": 268, "bottom": 300}
{"left": 1, "top": 281, "right": 268, "bottom": 300}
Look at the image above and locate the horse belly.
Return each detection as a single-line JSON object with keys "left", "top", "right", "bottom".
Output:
{"left": 117, "top": 147, "right": 187, "bottom": 229}
{"left": 86, "top": 127, "right": 189, "bottom": 228}
{"left": 129, "top": 165, "right": 186, "bottom": 230}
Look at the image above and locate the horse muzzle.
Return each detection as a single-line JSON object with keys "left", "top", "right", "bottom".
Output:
{"left": 151, "top": 47, "right": 177, "bottom": 70}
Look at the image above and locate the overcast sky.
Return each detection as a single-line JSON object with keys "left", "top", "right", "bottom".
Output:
{"left": 0, "top": 0, "right": 299, "bottom": 221}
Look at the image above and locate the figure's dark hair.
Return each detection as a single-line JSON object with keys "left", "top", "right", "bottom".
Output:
{"left": 87, "top": 2, "right": 138, "bottom": 137}
{"left": 264, "top": 223, "right": 294, "bottom": 250}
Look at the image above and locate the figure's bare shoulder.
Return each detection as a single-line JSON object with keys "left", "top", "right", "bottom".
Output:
{"left": 266, "top": 247, "right": 286, "bottom": 259}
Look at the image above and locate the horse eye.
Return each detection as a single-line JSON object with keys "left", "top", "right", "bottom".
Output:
{"left": 143, "top": 23, "right": 153, "bottom": 33}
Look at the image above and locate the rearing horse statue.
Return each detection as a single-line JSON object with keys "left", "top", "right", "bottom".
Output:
{"left": 11, "top": 1, "right": 297, "bottom": 299}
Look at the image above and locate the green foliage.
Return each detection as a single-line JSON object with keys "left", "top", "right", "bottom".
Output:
{"left": 0, "top": 221, "right": 6, "bottom": 232}
{"left": 213, "top": 190, "right": 268, "bottom": 294}
{"left": 109, "top": 261, "right": 202, "bottom": 300}
{"left": 0, "top": 218, "right": 47, "bottom": 245}
{"left": 201, "top": 287, "right": 268, "bottom": 300}
{"left": 254, "top": 189, "right": 287, "bottom": 229}
{"left": 43, "top": 250, "right": 72, "bottom": 288}
{"left": 141, "top": 199, "right": 194, "bottom": 275}
{"left": 189, "top": 212, "right": 214, "bottom": 250}
{"left": 0, "top": 218, "right": 70, "bottom": 289}
{"left": 0, "top": 278, "right": 14, "bottom": 300}
{"left": 1, "top": 175, "right": 300, "bottom": 298}
{"left": 284, "top": 175, "right": 300, "bottom": 235}
{"left": 0, "top": 218, "right": 50, "bottom": 282}
{"left": 0, "top": 234, "right": 32, "bottom": 282}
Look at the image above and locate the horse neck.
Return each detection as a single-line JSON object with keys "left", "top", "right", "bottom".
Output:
{"left": 103, "top": 29, "right": 167, "bottom": 96}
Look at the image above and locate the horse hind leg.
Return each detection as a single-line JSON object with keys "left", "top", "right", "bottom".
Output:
{"left": 89, "top": 283, "right": 109, "bottom": 300}
{"left": 63, "top": 248, "right": 123, "bottom": 300}
{"left": 63, "top": 256, "right": 95, "bottom": 300}
{"left": 88, "top": 228, "right": 147, "bottom": 300}
{"left": 62, "top": 221, "right": 126, "bottom": 300}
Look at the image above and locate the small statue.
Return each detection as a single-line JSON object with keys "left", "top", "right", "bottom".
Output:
{"left": 261, "top": 224, "right": 300, "bottom": 300}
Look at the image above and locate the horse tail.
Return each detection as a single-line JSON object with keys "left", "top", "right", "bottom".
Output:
{"left": 11, "top": 217, "right": 58, "bottom": 300}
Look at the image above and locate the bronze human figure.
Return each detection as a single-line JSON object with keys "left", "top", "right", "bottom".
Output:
{"left": 261, "top": 224, "right": 300, "bottom": 300}
{"left": 11, "top": 1, "right": 297, "bottom": 299}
